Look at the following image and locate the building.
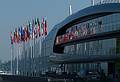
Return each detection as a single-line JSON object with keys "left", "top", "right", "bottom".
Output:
{"left": 42, "top": 2, "right": 120, "bottom": 76}
{"left": 9, "top": 1, "right": 120, "bottom": 78}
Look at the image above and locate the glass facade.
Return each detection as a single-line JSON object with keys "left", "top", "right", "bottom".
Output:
{"left": 64, "top": 38, "right": 116, "bottom": 56}
{"left": 56, "top": 13, "right": 120, "bottom": 45}
{"left": 63, "top": 38, "right": 116, "bottom": 73}
{"left": 55, "top": 13, "right": 120, "bottom": 74}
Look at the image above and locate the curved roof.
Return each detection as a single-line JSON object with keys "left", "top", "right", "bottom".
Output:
{"left": 54, "top": 3, "right": 120, "bottom": 31}
{"left": 45, "top": 3, "right": 120, "bottom": 54}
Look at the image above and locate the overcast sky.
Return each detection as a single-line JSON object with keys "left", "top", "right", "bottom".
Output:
{"left": 0, "top": 0, "right": 90, "bottom": 61}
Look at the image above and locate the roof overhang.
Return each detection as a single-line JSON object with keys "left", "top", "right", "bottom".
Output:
{"left": 49, "top": 54, "right": 120, "bottom": 64}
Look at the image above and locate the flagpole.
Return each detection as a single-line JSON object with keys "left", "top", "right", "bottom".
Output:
{"left": 14, "top": 43, "right": 16, "bottom": 75}
{"left": 28, "top": 39, "right": 30, "bottom": 76}
{"left": 38, "top": 36, "right": 40, "bottom": 73}
{"left": 15, "top": 43, "right": 17, "bottom": 74}
{"left": 11, "top": 44, "right": 13, "bottom": 74}
{"left": 18, "top": 43, "right": 20, "bottom": 75}
{"left": 39, "top": 36, "right": 41, "bottom": 58}
{"left": 25, "top": 41, "right": 27, "bottom": 76}
{"left": 19, "top": 42, "right": 21, "bottom": 75}
{"left": 25, "top": 40, "right": 28, "bottom": 76}
{"left": 33, "top": 37, "right": 35, "bottom": 75}
{"left": 30, "top": 40, "right": 32, "bottom": 74}
{"left": 23, "top": 41, "right": 25, "bottom": 75}
{"left": 24, "top": 41, "right": 26, "bottom": 76}
{"left": 16, "top": 43, "right": 19, "bottom": 75}
{"left": 32, "top": 27, "right": 33, "bottom": 76}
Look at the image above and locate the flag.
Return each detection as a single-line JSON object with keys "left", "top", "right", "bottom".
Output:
{"left": 41, "top": 22, "right": 44, "bottom": 36}
{"left": 28, "top": 21, "right": 34, "bottom": 39}
{"left": 18, "top": 27, "right": 21, "bottom": 42}
{"left": 33, "top": 27, "right": 38, "bottom": 39}
{"left": 35, "top": 18, "right": 37, "bottom": 25}
{"left": 34, "top": 18, "right": 38, "bottom": 38}
{"left": 14, "top": 28, "right": 19, "bottom": 43}
{"left": 63, "top": 33, "right": 69, "bottom": 43}
{"left": 13, "top": 31, "right": 16, "bottom": 43}
{"left": 37, "top": 18, "right": 41, "bottom": 37}
{"left": 41, "top": 17, "right": 44, "bottom": 35}
{"left": 26, "top": 25, "right": 30, "bottom": 40}
{"left": 10, "top": 32, "right": 13, "bottom": 44}
{"left": 32, "top": 18, "right": 37, "bottom": 39}
{"left": 44, "top": 20, "right": 48, "bottom": 35}
{"left": 32, "top": 19, "right": 35, "bottom": 39}
{"left": 16, "top": 28, "right": 20, "bottom": 43}
{"left": 32, "top": 19, "right": 35, "bottom": 30}
{"left": 21, "top": 27, "right": 25, "bottom": 41}
{"left": 24, "top": 26, "right": 28, "bottom": 41}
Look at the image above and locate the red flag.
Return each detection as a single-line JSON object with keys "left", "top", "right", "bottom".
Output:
{"left": 16, "top": 28, "right": 20, "bottom": 43}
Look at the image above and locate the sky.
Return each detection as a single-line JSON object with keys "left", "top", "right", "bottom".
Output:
{"left": 0, "top": 0, "right": 91, "bottom": 61}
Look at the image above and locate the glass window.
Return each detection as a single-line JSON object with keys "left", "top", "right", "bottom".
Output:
{"left": 62, "top": 13, "right": 120, "bottom": 58}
